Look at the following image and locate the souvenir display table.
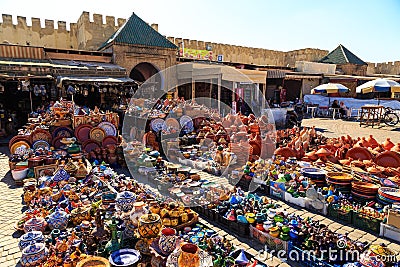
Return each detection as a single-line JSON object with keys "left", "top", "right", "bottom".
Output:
{"left": 359, "top": 105, "right": 384, "bottom": 127}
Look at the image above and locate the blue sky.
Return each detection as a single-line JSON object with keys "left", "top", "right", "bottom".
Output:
{"left": 0, "top": 0, "right": 399, "bottom": 63}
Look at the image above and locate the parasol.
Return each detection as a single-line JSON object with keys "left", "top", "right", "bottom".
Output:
{"left": 356, "top": 78, "right": 400, "bottom": 104}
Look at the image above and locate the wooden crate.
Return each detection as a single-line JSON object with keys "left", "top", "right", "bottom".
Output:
{"left": 249, "top": 225, "right": 289, "bottom": 252}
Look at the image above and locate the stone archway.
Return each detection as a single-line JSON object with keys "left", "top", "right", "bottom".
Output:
{"left": 130, "top": 62, "right": 160, "bottom": 82}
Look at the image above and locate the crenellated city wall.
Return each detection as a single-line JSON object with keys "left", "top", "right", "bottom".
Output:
{"left": 0, "top": 12, "right": 126, "bottom": 51}
{"left": 0, "top": 11, "right": 398, "bottom": 74}
{"left": 367, "top": 61, "right": 400, "bottom": 76}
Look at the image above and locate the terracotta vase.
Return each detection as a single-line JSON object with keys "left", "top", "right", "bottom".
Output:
{"left": 178, "top": 243, "right": 200, "bottom": 267}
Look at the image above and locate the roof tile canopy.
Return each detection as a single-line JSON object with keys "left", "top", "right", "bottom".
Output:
{"left": 319, "top": 44, "right": 367, "bottom": 65}
{"left": 99, "top": 12, "right": 177, "bottom": 50}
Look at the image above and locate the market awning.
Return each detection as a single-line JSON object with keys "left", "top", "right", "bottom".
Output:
{"left": 285, "top": 74, "right": 322, "bottom": 80}
{"left": 56, "top": 76, "right": 135, "bottom": 87}
{"left": 222, "top": 68, "right": 267, "bottom": 83}
{"left": 266, "top": 70, "right": 287, "bottom": 79}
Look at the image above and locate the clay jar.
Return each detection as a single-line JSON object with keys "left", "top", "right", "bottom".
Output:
{"left": 178, "top": 243, "right": 200, "bottom": 267}
{"left": 138, "top": 213, "right": 162, "bottom": 238}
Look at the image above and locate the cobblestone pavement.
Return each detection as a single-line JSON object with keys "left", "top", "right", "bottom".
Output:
{"left": 302, "top": 118, "right": 400, "bottom": 143}
{"left": 0, "top": 146, "right": 23, "bottom": 267}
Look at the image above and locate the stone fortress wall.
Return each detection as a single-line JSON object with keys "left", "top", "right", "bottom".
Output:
{"left": 0, "top": 12, "right": 126, "bottom": 51}
{"left": 0, "top": 11, "right": 399, "bottom": 75}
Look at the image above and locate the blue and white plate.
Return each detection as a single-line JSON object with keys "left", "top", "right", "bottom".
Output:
{"left": 98, "top": 122, "right": 117, "bottom": 136}
{"left": 109, "top": 249, "right": 141, "bottom": 267}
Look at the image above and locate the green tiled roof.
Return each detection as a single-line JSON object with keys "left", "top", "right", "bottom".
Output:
{"left": 99, "top": 12, "right": 177, "bottom": 50}
{"left": 319, "top": 44, "right": 367, "bottom": 65}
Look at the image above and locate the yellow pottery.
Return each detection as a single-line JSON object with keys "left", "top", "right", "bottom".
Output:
{"left": 269, "top": 226, "right": 280, "bottom": 238}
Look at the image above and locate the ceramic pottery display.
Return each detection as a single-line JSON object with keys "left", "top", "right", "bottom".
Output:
{"left": 18, "top": 231, "right": 44, "bottom": 251}
{"left": 20, "top": 243, "right": 47, "bottom": 267}
{"left": 159, "top": 227, "right": 178, "bottom": 255}
{"left": 23, "top": 217, "right": 47, "bottom": 233}
{"left": 178, "top": 243, "right": 200, "bottom": 267}
{"left": 138, "top": 213, "right": 162, "bottom": 238}
{"left": 46, "top": 210, "right": 69, "bottom": 230}
{"left": 115, "top": 191, "right": 136, "bottom": 212}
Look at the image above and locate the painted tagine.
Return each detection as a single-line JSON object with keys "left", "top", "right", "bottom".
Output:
{"left": 138, "top": 213, "right": 162, "bottom": 238}
{"left": 18, "top": 231, "right": 45, "bottom": 251}
{"left": 23, "top": 217, "right": 47, "bottom": 233}
{"left": 115, "top": 191, "right": 136, "bottom": 212}
{"left": 20, "top": 243, "right": 48, "bottom": 267}
{"left": 46, "top": 209, "right": 69, "bottom": 230}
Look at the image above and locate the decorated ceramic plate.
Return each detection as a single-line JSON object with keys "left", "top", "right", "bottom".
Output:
{"left": 345, "top": 147, "right": 373, "bottom": 161}
{"left": 102, "top": 136, "right": 118, "bottom": 147}
{"left": 375, "top": 151, "right": 400, "bottom": 168}
{"left": 165, "top": 118, "right": 180, "bottom": 130}
{"left": 82, "top": 140, "right": 101, "bottom": 153}
{"left": 109, "top": 249, "right": 141, "bottom": 267}
{"left": 166, "top": 248, "right": 213, "bottom": 267}
{"left": 10, "top": 141, "right": 30, "bottom": 155}
{"left": 180, "top": 115, "right": 192, "bottom": 127}
{"left": 52, "top": 126, "right": 74, "bottom": 139}
{"left": 378, "top": 187, "right": 400, "bottom": 201}
{"left": 9, "top": 135, "right": 31, "bottom": 152}
{"left": 52, "top": 136, "right": 64, "bottom": 149}
{"left": 76, "top": 256, "right": 110, "bottom": 267}
{"left": 74, "top": 124, "right": 93, "bottom": 143}
{"left": 32, "top": 140, "right": 50, "bottom": 151}
{"left": 151, "top": 118, "right": 166, "bottom": 132}
{"left": 89, "top": 127, "right": 106, "bottom": 143}
{"left": 98, "top": 122, "right": 117, "bottom": 137}
{"left": 30, "top": 128, "right": 52, "bottom": 144}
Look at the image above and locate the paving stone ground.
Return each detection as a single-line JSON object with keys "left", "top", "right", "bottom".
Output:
{"left": 302, "top": 118, "right": 400, "bottom": 143}
{"left": 0, "top": 146, "right": 23, "bottom": 267}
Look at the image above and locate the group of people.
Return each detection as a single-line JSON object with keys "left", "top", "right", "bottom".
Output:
{"left": 331, "top": 99, "right": 350, "bottom": 118}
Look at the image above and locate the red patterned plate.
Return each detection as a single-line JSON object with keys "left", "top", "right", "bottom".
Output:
{"left": 52, "top": 126, "right": 74, "bottom": 139}
{"left": 375, "top": 151, "right": 400, "bottom": 168}
{"left": 30, "top": 128, "right": 52, "bottom": 144}
{"left": 74, "top": 124, "right": 93, "bottom": 143}
{"left": 82, "top": 140, "right": 101, "bottom": 153}
{"left": 52, "top": 136, "right": 64, "bottom": 149}
{"left": 345, "top": 147, "right": 373, "bottom": 161}
{"left": 102, "top": 136, "right": 118, "bottom": 147}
